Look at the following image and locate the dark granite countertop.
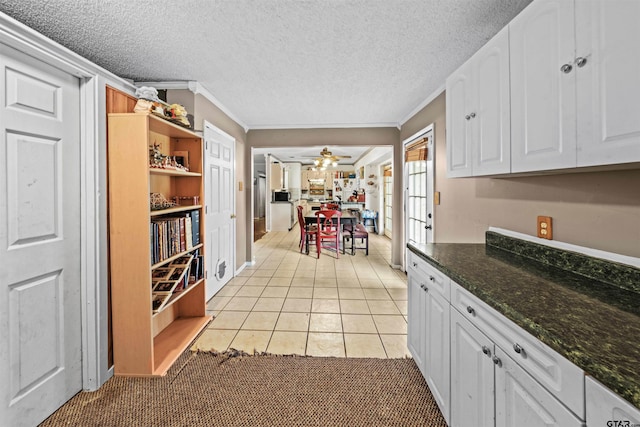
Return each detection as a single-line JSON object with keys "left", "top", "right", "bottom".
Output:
{"left": 408, "top": 241, "right": 640, "bottom": 409}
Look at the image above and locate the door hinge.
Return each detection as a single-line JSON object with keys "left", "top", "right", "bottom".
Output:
{"left": 205, "top": 205, "right": 208, "bottom": 214}
{"left": 205, "top": 270, "right": 208, "bottom": 279}
{"left": 205, "top": 141, "right": 208, "bottom": 150}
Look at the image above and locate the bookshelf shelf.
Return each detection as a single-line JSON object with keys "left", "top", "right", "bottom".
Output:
{"left": 152, "top": 278, "right": 205, "bottom": 318}
{"left": 108, "top": 113, "right": 210, "bottom": 377}
{"left": 149, "top": 168, "right": 202, "bottom": 177}
{"left": 150, "top": 205, "right": 203, "bottom": 217}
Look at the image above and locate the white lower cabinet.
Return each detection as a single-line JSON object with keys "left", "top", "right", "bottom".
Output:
{"left": 407, "top": 270, "right": 427, "bottom": 375}
{"left": 451, "top": 280, "right": 585, "bottom": 418}
{"left": 450, "top": 308, "right": 583, "bottom": 427}
{"left": 407, "top": 257, "right": 451, "bottom": 423}
{"left": 405, "top": 249, "right": 612, "bottom": 427}
{"left": 450, "top": 309, "right": 495, "bottom": 427}
{"left": 585, "top": 376, "right": 640, "bottom": 427}
{"left": 495, "top": 346, "right": 582, "bottom": 427}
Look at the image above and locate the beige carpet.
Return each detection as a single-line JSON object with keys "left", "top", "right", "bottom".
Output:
{"left": 40, "top": 351, "right": 447, "bottom": 426}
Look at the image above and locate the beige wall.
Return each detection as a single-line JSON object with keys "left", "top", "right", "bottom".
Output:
{"left": 401, "top": 92, "right": 640, "bottom": 258}
{"left": 247, "top": 127, "right": 404, "bottom": 265}
{"left": 166, "top": 90, "right": 249, "bottom": 271}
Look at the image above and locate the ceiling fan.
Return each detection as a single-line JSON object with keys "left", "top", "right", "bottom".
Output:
{"left": 304, "top": 147, "right": 352, "bottom": 169}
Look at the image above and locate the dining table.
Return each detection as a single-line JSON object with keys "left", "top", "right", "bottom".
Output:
{"left": 302, "top": 212, "right": 358, "bottom": 255}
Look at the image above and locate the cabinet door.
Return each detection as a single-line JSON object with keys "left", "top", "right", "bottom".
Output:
{"left": 450, "top": 309, "right": 494, "bottom": 427}
{"left": 510, "top": 0, "right": 577, "bottom": 173}
{"left": 270, "top": 163, "right": 283, "bottom": 190}
{"left": 576, "top": 0, "right": 640, "bottom": 167}
{"left": 495, "top": 347, "right": 583, "bottom": 427}
{"left": 473, "top": 26, "right": 511, "bottom": 176}
{"left": 425, "top": 290, "right": 450, "bottom": 423}
{"left": 407, "top": 270, "right": 427, "bottom": 376}
{"left": 586, "top": 376, "right": 640, "bottom": 427}
{"left": 446, "top": 61, "right": 474, "bottom": 177}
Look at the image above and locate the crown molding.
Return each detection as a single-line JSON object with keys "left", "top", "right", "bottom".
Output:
{"left": 248, "top": 121, "right": 400, "bottom": 130}
{"left": 134, "top": 80, "right": 249, "bottom": 132}
{"left": 399, "top": 83, "right": 445, "bottom": 127}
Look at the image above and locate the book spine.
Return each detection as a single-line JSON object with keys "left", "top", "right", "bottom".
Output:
{"left": 179, "top": 217, "right": 186, "bottom": 252}
{"left": 185, "top": 216, "right": 193, "bottom": 250}
{"left": 190, "top": 209, "right": 200, "bottom": 245}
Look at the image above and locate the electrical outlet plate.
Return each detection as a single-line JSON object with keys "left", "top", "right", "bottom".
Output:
{"left": 537, "top": 216, "right": 553, "bottom": 240}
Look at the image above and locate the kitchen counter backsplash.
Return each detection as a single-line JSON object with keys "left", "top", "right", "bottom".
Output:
{"left": 486, "top": 231, "right": 640, "bottom": 294}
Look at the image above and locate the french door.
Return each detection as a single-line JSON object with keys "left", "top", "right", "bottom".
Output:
{"left": 404, "top": 125, "right": 434, "bottom": 246}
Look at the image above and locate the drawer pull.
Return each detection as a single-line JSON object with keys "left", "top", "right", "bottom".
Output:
{"left": 492, "top": 356, "right": 502, "bottom": 367}
{"left": 420, "top": 283, "right": 428, "bottom": 291}
{"left": 412, "top": 262, "right": 418, "bottom": 268}
{"left": 513, "top": 343, "right": 523, "bottom": 354}
{"left": 466, "top": 306, "right": 475, "bottom": 315}
{"left": 482, "top": 346, "right": 491, "bottom": 357}
{"left": 429, "top": 276, "right": 435, "bottom": 281}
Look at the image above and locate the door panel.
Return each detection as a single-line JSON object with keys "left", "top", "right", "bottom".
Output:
{"left": 0, "top": 43, "right": 81, "bottom": 427}
{"left": 450, "top": 309, "right": 494, "bottom": 427}
{"left": 576, "top": 0, "right": 640, "bottom": 166}
{"left": 510, "top": 0, "right": 576, "bottom": 172}
{"left": 495, "top": 348, "right": 583, "bottom": 427}
{"left": 204, "top": 123, "right": 235, "bottom": 300}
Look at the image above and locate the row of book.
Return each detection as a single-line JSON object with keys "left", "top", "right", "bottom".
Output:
{"left": 151, "top": 248, "right": 204, "bottom": 313}
{"left": 150, "top": 209, "right": 200, "bottom": 265}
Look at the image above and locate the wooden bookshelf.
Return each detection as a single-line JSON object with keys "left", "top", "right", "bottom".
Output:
{"left": 108, "top": 113, "right": 211, "bottom": 377}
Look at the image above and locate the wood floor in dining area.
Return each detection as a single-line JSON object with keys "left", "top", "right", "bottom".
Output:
{"left": 192, "top": 227, "right": 409, "bottom": 358}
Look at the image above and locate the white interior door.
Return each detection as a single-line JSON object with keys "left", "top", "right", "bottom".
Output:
{"left": 0, "top": 44, "right": 82, "bottom": 426}
{"left": 203, "top": 121, "right": 235, "bottom": 300}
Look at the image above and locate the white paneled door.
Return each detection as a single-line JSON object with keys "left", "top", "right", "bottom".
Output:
{"left": 203, "top": 122, "right": 235, "bottom": 301}
{"left": 0, "top": 44, "right": 82, "bottom": 426}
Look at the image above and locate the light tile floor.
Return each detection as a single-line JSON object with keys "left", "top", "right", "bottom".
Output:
{"left": 192, "top": 227, "right": 411, "bottom": 358}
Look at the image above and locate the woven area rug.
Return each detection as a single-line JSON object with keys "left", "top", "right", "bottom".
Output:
{"left": 40, "top": 351, "right": 447, "bottom": 427}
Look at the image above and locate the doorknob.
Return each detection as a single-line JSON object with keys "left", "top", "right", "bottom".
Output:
{"left": 230, "top": 214, "right": 237, "bottom": 219}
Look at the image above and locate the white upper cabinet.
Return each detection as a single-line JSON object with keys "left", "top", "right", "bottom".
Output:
{"left": 473, "top": 27, "right": 512, "bottom": 176}
{"left": 446, "top": 61, "right": 473, "bottom": 177}
{"left": 510, "top": 0, "right": 577, "bottom": 173}
{"left": 447, "top": 27, "right": 511, "bottom": 177}
{"left": 575, "top": 0, "right": 640, "bottom": 167}
{"left": 448, "top": 0, "right": 640, "bottom": 176}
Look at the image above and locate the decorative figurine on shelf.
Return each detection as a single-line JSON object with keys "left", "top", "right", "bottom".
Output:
{"left": 150, "top": 193, "right": 177, "bottom": 210}
{"left": 167, "top": 104, "right": 190, "bottom": 127}
{"left": 149, "top": 142, "right": 167, "bottom": 168}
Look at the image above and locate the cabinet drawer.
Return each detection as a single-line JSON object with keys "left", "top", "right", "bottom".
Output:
{"left": 451, "top": 281, "right": 585, "bottom": 419}
{"left": 407, "top": 251, "right": 450, "bottom": 301}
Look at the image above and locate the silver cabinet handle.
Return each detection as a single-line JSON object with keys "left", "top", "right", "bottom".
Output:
{"left": 465, "top": 115, "right": 471, "bottom": 120}
{"left": 470, "top": 112, "right": 476, "bottom": 118}
{"left": 576, "top": 57, "right": 587, "bottom": 67}
{"left": 560, "top": 63, "right": 573, "bottom": 73}
{"left": 492, "top": 356, "right": 502, "bottom": 367}
{"left": 482, "top": 346, "right": 491, "bottom": 356}
{"left": 513, "top": 343, "right": 523, "bottom": 354}
{"left": 466, "top": 306, "right": 475, "bottom": 315}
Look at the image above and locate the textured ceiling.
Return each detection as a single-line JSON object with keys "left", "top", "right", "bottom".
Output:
{"left": 0, "top": 0, "right": 532, "bottom": 129}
